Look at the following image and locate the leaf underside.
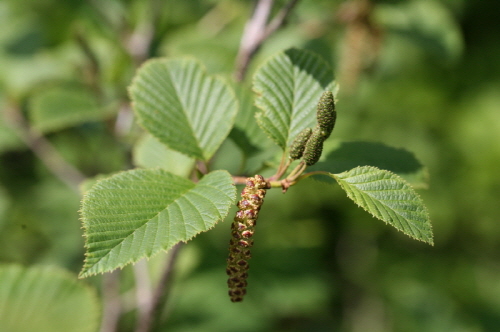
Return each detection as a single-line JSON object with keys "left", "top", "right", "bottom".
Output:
{"left": 80, "top": 169, "right": 236, "bottom": 277}
{"left": 129, "top": 58, "right": 237, "bottom": 161}
{"left": 253, "top": 48, "right": 338, "bottom": 149}
{"left": 332, "top": 166, "right": 433, "bottom": 244}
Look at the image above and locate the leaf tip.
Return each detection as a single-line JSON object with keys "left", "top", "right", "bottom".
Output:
{"left": 332, "top": 166, "right": 434, "bottom": 245}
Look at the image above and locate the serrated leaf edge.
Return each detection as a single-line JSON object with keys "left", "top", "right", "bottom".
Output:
{"left": 128, "top": 57, "right": 238, "bottom": 161}
{"left": 79, "top": 169, "right": 236, "bottom": 278}
{"left": 332, "top": 166, "right": 433, "bottom": 245}
{"left": 251, "top": 47, "right": 338, "bottom": 150}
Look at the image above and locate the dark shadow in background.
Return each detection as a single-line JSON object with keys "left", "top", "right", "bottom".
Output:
{"left": 310, "top": 141, "right": 427, "bottom": 186}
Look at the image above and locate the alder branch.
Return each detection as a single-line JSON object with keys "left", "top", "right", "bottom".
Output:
{"left": 75, "top": 30, "right": 101, "bottom": 96}
{"left": 4, "top": 103, "right": 86, "bottom": 193}
{"left": 234, "top": 0, "right": 300, "bottom": 81}
{"left": 124, "top": 21, "right": 155, "bottom": 66}
{"left": 134, "top": 243, "right": 183, "bottom": 332}
{"left": 99, "top": 271, "right": 122, "bottom": 332}
{"left": 87, "top": 0, "right": 158, "bottom": 66}
{"left": 264, "top": 0, "right": 300, "bottom": 39}
{"left": 336, "top": 0, "right": 382, "bottom": 94}
{"left": 124, "top": 0, "right": 166, "bottom": 66}
{"left": 133, "top": 260, "right": 153, "bottom": 332}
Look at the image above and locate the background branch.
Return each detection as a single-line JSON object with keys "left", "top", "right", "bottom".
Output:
{"left": 133, "top": 260, "right": 153, "bottom": 332}
{"left": 99, "top": 271, "right": 122, "bottom": 332}
{"left": 336, "top": 0, "right": 382, "bottom": 94}
{"left": 234, "top": 0, "right": 300, "bottom": 81}
{"left": 134, "top": 243, "right": 183, "bottom": 332}
{"left": 4, "top": 103, "right": 86, "bottom": 193}
{"left": 264, "top": 0, "right": 300, "bottom": 38}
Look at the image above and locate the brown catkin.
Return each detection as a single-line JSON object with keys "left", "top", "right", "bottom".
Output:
{"left": 227, "top": 175, "right": 268, "bottom": 302}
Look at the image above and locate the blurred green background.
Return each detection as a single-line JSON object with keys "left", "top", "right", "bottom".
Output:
{"left": 1, "top": 0, "right": 499, "bottom": 331}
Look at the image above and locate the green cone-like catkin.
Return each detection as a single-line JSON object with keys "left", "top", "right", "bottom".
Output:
{"left": 289, "top": 127, "right": 313, "bottom": 160}
{"left": 303, "top": 127, "right": 325, "bottom": 166}
{"left": 227, "top": 175, "right": 268, "bottom": 302}
{"left": 316, "top": 91, "right": 336, "bottom": 139}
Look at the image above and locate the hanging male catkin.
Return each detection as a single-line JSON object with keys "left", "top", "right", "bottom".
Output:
{"left": 226, "top": 175, "right": 268, "bottom": 302}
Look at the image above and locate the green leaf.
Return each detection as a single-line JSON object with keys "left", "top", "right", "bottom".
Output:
{"left": 331, "top": 166, "right": 433, "bottom": 244}
{"left": 229, "top": 83, "right": 271, "bottom": 157}
{"left": 0, "top": 264, "right": 100, "bottom": 332}
{"left": 129, "top": 58, "right": 238, "bottom": 161}
{"left": 228, "top": 83, "right": 280, "bottom": 173}
{"left": 79, "top": 173, "right": 116, "bottom": 195}
{"left": 253, "top": 48, "right": 338, "bottom": 149}
{"left": 80, "top": 169, "right": 236, "bottom": 277}
{"left": 29, "top": 85, "right": 116, "bottom": 133}
{"left": 133, "top": 133, "right": 195, "bottom": 178}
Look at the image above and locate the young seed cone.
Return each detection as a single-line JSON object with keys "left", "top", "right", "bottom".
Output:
{"left": 302, "top": 127, "right": 325, "bottom": 166}
{"left": 316, "top": 91, "right": 336, "bottom": 139}
{"left": 289, "top": 127, "right": 313, "bottom": 160}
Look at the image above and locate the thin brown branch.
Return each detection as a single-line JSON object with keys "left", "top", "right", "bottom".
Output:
{"left": 263, "top": 0, "right": 300, "bottom": 39}
{"left": 336, "top": 0, "right": 382, "bottom": 94}
{"left": 133, "top": 259, "right": 153, "bottom": 332}
{"left": 270, "top": 152, "right": 292, "bottom": 181}
{"left": 124, "top": 0, "right": 165, "bottom": 66}
{"left": 74, "top": 30, "right": 101, "bottom": 96}
{"left": 234, "top": 0, "right": 301, "bottom": 81}
{"left": 234, "top": 0, "right": 273, "bottom": 82}
{"left": 99, "top": 270, "right": 122, "bottom": 332}
{"left": 3, "top": 103, "right": 86, "bottom": 193}
{"left": 124, "top": 22, "right": 155, "bottom": 66}
{"left": 134, "top": 243, "right": 183, "bottom": 332}
{"left": 88, "top": 0, "right": 158, "bottom": 66}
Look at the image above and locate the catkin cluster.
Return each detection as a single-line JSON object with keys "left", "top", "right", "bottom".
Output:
{"left": 289, "top": 91, "right": 336, "bottom": 166}
{"left": 226, "top": 175, "right": 268, "bottom": 302}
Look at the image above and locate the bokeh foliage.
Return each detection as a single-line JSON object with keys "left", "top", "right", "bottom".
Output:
{"left": 1, "top": 0, "right": 500, "bottom": 331}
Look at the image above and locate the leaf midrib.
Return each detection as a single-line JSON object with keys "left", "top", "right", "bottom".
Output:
{"left": 85, "top": 181, "right": 194, "bottom": 270}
